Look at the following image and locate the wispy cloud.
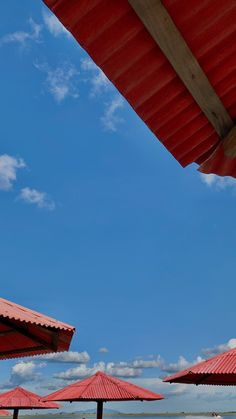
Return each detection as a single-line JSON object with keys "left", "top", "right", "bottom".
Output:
{"left": 0, "top": 154, "right": 25, "bottom": 191}
{"left": 0, "top": 18, "right": 42, "bottom": 47}
{"left": 35, "top": 62, "right": 79, "bottom": 103}
{"left": 42, "top": 10, "right": 70, "bottom": 38}
{"left": 200, "top": 173, "right": 236, "bottom": 190}
{"left": 38, "top": 351, "right": 90, "bottom": 363}
{"left": 19, "top": 187, "right": 55, "bottom": 210}
{"left": 81, "top": 58, "right": 111, "bottom": 97}
{"left": 99, "top": 347, "right": 109, "bottom": 353}
{"left": 101, "top": 95, "right": 124, "bottom": 132}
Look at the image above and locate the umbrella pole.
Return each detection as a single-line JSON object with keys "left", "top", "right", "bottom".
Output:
{"left": 97, "top": 401, "right": 103, "bottom": 419}
{"left": 13, "top": 409, "right": 19, "bottom": 419}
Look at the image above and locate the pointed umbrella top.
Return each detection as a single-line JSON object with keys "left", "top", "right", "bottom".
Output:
{"left": 0, "top": 297, "right": 75, "bottom": 359}
{"left": 0, "top": 387, "right": 59, "bottom": 409}
{"left": 164, "top": 347, "right": 236, "bottom": 385}
{"left": 44, "top": 371, "right": 164, "bottom": 401}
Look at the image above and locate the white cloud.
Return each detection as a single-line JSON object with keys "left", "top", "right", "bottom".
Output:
{"left": 202, "top": 338, "right": 236, "bottom": 357}
{"left": 19, "top": 187, "right": 55, "bottom": 210}
{"left": 81, "top": 58, "right": 111, "bottom": 97}
{"left": 101, "top": 95, "right": 124, "bottom": 132}
{"left": 131, "top": 355, "right": 203, "bottom": 374}
{"left": 159, "top": 355, "right": 203, "bottom": 374}
{"left": 0, "top": 18, "right": 42, "bottom": 47}
{"left": 0, "top": 154, "right": 25, "bottom": 191}
{"left": 200, "top": 173, "right": 236, "bottom": 190}
{"left": 132, "top": 356, "right": 163, "bottom": 369}
{"left": 38, "top": 351, "right": 90, "bottom": 363}
{"left": 0, "top": 361, "right": 45, "bottom": 388}
{"left": 42, "top": 10, "right": 70, "bottom": 38}
{"left": 54, "top": 362, "right": 105, "bottom": 380}
{"left": 99, "top": 347, "right": 109, "bottom": 353}
{"left": 11, "top": 361, "right": 39, "bottom": 384}
{"left": 54, "top": 361, "right": 141, "bottom": 380}
{"left": 35, "top": 62, "right": 79, "bottom": 103}
{"left": 106, "top": 362, "right": 141, "bottom": 378}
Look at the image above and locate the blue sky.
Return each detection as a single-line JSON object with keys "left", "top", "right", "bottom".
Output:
{"left": 1, "top": 0, "right": 236, "bottom": 414}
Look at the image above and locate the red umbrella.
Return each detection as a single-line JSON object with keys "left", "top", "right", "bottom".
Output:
{"left": 0, "top": 297, "right": 75, "bottom": 359}
{"left": 0, "top": 387, "right": 60, "bottom": 419}
{"left": 164, "top": 347, "right": 236, "bottom": 385}
{"left": 0, "top": 411, "right": 10, "bottom": 416}
{"left": 44, "top": 371, "right": 164, "bottom": 419}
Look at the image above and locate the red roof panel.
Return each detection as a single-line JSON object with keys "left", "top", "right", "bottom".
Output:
{"left": 164, "top": 347, "right": 236, "bottom": 385}
{"left": 43, "top": 0, "right": 236, "bottom": 177}
{"left": 44, "top": 371, "right": 164, "bottom": 401}
{"left": 0, "top": 387, "right": 59, "bottom": 409}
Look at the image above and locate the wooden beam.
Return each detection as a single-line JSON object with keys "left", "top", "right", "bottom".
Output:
{"left": 96, "top": 401, "right": 103, "bottom": 419}
{"left": 0, "top": 329, "right": 16, "bottom": 337}
{"left": 223, "top": 125, "right": 236, "bottom": 158}
{"left": 0, "top": 317, "right": 57, "bottom": 351}
{"left": 128, "top": 0, "right": 235, "bottom": 146}
{"left": 0, "top": 345, "right": 46, "bottom": 357}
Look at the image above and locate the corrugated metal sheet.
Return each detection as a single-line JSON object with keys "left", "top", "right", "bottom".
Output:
{"left": 43, "top": 0, "right": 236, "bottom": 177}
{"left": 164, "top": 348, "right": 236, "bottom": 385}
{"left": 0, "top": 297, "right": 73, "bottom": 330}
{"left": 44, "top": 371, "right": 164, "bottom": 401}
{"left": 0, "top": 297, "right": 75, "bottom": 359}
{"left": 0, "top": 387, "right": 59, "bottom": 409}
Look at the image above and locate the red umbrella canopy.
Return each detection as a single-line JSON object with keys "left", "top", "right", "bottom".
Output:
{"left": 164, "top": 347, "right": 236, "bottom": 385}
{"left": 44, "top": 372, "right": 163, "bottom": 419}
{"left": 44, "top": 371, "right": 164, "bottom": 402}
{"left": 0, "top": 297, "right": 75, "bottom": 359}
{"left": 0, "top": 387, "right": 60, "bottom": 409}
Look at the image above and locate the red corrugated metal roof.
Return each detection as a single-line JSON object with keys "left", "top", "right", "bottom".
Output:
{"left": 164, "top": 347, "right": 236, "bottom": 385}
{"left": 43, "top": 0, "right": 236, "bottom": 178}
{"left": 0, "top": 387, "right": 59, "bottom": 409}
{"left": 0, "top": 298, "right": 73, "bottom": 330}
{"left": 44, "top": 371, "right": 164, "bottom": 401}
{"left": 0, "top": 297, "right": 75, "bottom": 359}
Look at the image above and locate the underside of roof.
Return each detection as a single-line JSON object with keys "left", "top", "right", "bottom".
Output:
{"left": 43, "top": 0, "right": 236, "bottom": 178}
{"left": 0, "top": 298, "right": 75, "bottom": 359}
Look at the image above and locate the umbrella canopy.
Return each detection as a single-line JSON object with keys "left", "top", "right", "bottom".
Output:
{"left": 0, "top": 387, "right": 60, "bottom": 419}
{"left": 0, "top": 297, "right": 75, "bottom": 359}
{"left": 44, "top": 371, "right": 164, "bottom": 419}
{"left": 43, "top": 0, "right": 236, "bottom": 178}
{"left": 164, "top": 347, "right": 236, "bottom": 385}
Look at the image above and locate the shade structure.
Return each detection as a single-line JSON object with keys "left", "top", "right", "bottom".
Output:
{"left": 44, "top": 371, "right": 164, "bottom": 419}
{"left": 0, "top": 387, "right": 60, "bottom": 419}
{"left": 164, "top": 347, "right": 236, "bottom": 385}
{"left": 43, "top": 0, "right": 236, "bottom": 178}
{"left": 0, "top": 297, "right": 75, "bottom": 359}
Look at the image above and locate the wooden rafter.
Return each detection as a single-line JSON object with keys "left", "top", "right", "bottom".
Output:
{"left": 0, "top": 346, "right": 46, "bottom": 357}
{"left": 128, "top": 0, "right": 236, "bottom": 157}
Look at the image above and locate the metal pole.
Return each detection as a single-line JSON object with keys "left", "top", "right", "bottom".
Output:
{"left": 13, "top": 409, "right": 19, "bottom": 419}
{"left": 97, "top": 401, "right": 103, "bottom": 419}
